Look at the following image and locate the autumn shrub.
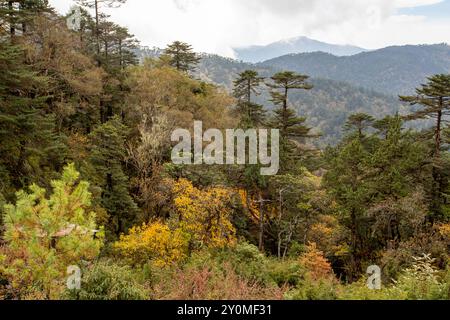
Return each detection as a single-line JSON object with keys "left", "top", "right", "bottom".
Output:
{"left": 114, "top": 221, "right": 189, "bottom": 267}
{"left": 299, "top": 243, "right": 334, "bottom": 281}
{"left": 381, "top": 231, "right": 448, "bottom": 280}
{"left": 184, "top": 243, "right": 272, "bottom": 285}
{"left": 185, "top": 243, "right": 303, "bottom": 287}
{"left": 171, "top": 179, "right": 237, "bottom": 249}
{"left": 153, "top": 262, "right": 285, "bottom": 300}
{"left": 65, "top": 260, "right": 149, "bottom": 300}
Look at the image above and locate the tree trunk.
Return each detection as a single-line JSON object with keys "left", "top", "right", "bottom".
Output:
{"left": 435, "top": 105, "right": 442, "bottom": 158}
{"left": 8, "top": 1, "right": 15, "bottom": 38}
{"left": 258, "top": 194, "right": 264, "bottom": 252}
{"left": 95, "top": 0, "right": 101, "bottom": 64}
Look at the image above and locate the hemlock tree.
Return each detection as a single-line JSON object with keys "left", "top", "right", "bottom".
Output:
{"left": 400, "top": 74, "right": 450, "bottom": 220}
{"left": 267, "top": 71, "right": 314, "bottom": 172}
{"left": 88, "top": 116, "right": 138, "bottom": 237}
{"left": 233, "top": 70, "right": 266, "bottom": 127}
{"left": 163, "top": 41, "right": 200, "bottom": 72}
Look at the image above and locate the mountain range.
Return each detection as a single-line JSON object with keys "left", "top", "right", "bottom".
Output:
{"left": 260, "top": 43, "right": 450, "bottom": 95}
{"left": 135, "top": 39, "right": 450, "bottom": 145}
{"left": 233, "top": 36, "right": 366, "bottom": 63}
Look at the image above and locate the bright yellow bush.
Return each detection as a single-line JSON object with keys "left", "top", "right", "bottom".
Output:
{"left": 172, "top": 179, "right": 237, "bottom": 249}
{"left": 114, "top": 222, "right": 189, "bottom": 267}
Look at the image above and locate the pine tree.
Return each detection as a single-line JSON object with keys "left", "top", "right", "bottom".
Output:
{"left": 0, "top": 163, "right": 104, "bottom": 299}
{"left": 233, "top": 70, "right": 266, "bottom": 127}
{"left": 0, "top": 0, "right": 50, "bottom": 37}
{"left": 0, "top": 41, "right": 67, "bottom": 199}
{"left": 162, "top": 41, "right": 200, "bottom": 72}
{"left": 88, "top": 116, "right": 138, "bottom": 237}
{"left": 267, "top": 71, "right": 314, "bottom": 172}
{"left": 344, "top": 113, "right": 375, "bottom": 140}
{"left": 76, "top": 0, "right": 127, "bottom": 61}
{"left": 400, "top": 74, "right": 450, "bottom": 220}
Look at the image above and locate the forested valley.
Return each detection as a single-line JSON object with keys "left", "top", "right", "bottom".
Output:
{"left": 1, "top": 1, "right": 450, "bottom": 300}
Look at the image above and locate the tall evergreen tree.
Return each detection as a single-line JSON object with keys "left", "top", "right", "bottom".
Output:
{"left": 0, "top": 0, "right": 50, "bottom": 37}
{"left": 233, "top": 70, "right": 266, "bottom": 127}
{"left": 400, "top": 74, "right": 450, "bottom": 220}
{"left": 267, "top": 71, "right": 314, "bottom": 172}
{"left": 0, "top": 41, "right": 67, "bottom": 201}
{"left": 88, "top": 116, "right": 138, "bottom": 237}
{"left": 162, "top": 41, "right": 200, "bottom": 72}
{"left": 344, "top": 113, "right": 375, "bottom": 140}
{"left": 76, "top": 0, "right": 127, "bottom": 62}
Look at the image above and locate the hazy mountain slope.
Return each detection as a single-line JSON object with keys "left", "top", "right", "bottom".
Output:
{"left": 197, "top": 54, "right": 402, "bottom": 145}
{"left": 260, "top": 44, "right": 450, "bottom": 95}
{"left": 233, "top": 36, "right": 366, "bottom": 63}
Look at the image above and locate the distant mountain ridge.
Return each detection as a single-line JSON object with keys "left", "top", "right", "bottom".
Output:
{"left": 195, "top": 54, "right": 403, "bottom": 146}
{"left": 259, "top": 43, "right": 450, "bottom": 95}
{"left": 233, "top": 36, "right": 366, "bottom": 63}
{"left": 134, "top": 43, "right": 448, "bottom": 145}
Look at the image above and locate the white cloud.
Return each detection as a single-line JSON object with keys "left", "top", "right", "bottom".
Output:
{"left": 48, "top": 0, "right": 450, "bottom": 57}
{"left": 394, "top": 0, "right": 444, "bottom": 8}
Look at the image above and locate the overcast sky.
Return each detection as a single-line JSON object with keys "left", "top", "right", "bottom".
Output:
{"left": 49, "top": 0, "right": 450, "bottom": 57}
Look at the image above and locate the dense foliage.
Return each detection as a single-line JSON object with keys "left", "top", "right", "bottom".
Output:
{"left": 0, "top": 1, "right": 449, "bottom": 300}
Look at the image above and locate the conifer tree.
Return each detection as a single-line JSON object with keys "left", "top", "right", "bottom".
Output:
{"left": 0, "top": 41, "right": 67, "bottom": 199}
{"left": 0, "top": 0, "right": 50, "bottom": 37}
{"left": 344, "top": 113, "right": 375, "bottom": 139}
{"left": 163, "top": 41, "right": 200, "bottom": 72}
{"left": 76, "top": 0, "right": 127, "bottom": 61}
{"left": 400, "top": 74, "right": 450, "bottom": 157}
{"left": 400, "top": 74, "right": 450, "bottom": 220}
{"left": 267, "top": 71, "right": 314, "bottom": 172}
{"left": 0, "top": 163, "right": 104, "bottom": 299}
{"left": 88, "top": 116, "right": 138, "bottom": 237}
{"left": 233, "top": 70, "right": 266, "bottom": 127}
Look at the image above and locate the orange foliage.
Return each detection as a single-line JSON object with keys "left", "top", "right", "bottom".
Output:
{"left": 299, "top": 243, "right": 334, "bottom": 281}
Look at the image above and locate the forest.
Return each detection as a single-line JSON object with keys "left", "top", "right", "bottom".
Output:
{"left": 0, "top": 0, "right": 450, "bottom": 300}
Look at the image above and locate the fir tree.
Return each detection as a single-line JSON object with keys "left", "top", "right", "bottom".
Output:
{"left": 400, "top": 74, "right": 450, "bottom": 220}
{"left": 233, "top": 70, "right": 266, "bottom": 127}
{"left": 162, "top": 41, "right": 200, "bottom": 72}
{"left": 88, "top": 116, "right": 138, "bottom": 237}
{"left": 267, "top": 71, "right": 314, "bottom": 172}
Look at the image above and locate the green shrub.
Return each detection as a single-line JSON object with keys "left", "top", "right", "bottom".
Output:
{"left": 337, "top": 279, "right": 406, "bottom": 300}
{"left": 65, "top": 260, "right": 149, "bottom": 300}
{"left": 286, "top": 275, "right": 339, "bottom": 300}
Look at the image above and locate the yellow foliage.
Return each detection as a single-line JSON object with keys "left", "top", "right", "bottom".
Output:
{"left": 173, "top": 179, "right": 237, "bottom": 249}
{"left": 438, "top": 224, "right": 450, "bottom": 238}
{"left": 114, "top": 222, "right": 189, "bottom": 267}
{"left": 237, "top": 189, "right": 260, "bottom": 223}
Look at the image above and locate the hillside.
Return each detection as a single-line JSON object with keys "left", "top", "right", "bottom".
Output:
{"left": 260, "top": 44, "right": 450, "bottom": 95}
{"left": 197, "top": 54, "right": 402, "bottom": 145}
{"left": 233, "top": 36, "right": 366, "bottom": 63}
